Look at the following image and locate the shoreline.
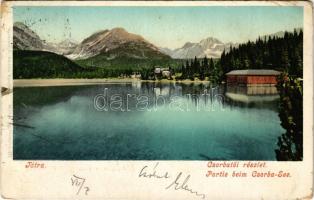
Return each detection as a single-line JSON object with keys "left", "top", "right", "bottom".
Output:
{"left": 13, "top": 78, "right": 211, "bottom": 87}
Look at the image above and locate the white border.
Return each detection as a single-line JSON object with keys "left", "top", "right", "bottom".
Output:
{"left": 1, "top": 2, "right": 313, "bottom": 199}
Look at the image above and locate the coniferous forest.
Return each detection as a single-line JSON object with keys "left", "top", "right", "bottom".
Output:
{"left": 220, "top": 29, "right": 303, "bottom": 78}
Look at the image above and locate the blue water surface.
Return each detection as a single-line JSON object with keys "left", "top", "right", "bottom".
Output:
{"left": 13, "top": 82, "right": 284, "bottom": 160}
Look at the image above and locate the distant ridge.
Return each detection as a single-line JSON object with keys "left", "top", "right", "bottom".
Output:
{"left": 159, "top": 37, "right": 238, "bottom": 59}
{"left": 13, "top": 22, "right": 78, "bottom": 55}
{"left": 260, "top": 28, "right": 303, "bottom": 40}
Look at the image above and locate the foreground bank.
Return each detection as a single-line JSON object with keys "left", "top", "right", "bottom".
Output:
{"left": 13, "top": 79, "right": 211, "bottom": 87}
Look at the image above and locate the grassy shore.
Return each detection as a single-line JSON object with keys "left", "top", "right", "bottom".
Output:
{"left": 13, "top": 78, "right": 210, "bottom": 87}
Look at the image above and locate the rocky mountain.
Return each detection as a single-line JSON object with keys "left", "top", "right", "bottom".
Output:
{"left": 13, "top": 22, "right": 78, "bottom": 55}
{"left": 13, "top": 22, "right": 169, "bottom": 64}
{"left": 13, "top": 22, "right": 46, "bottom": 50}
{"left": 158, "top": 47, "right": 174, "bottom": 57}
{"left": 160, "top": 37, "right": 237, "bottom": 59}
{"left": 68, "top": 27, "right": 168, "bottom": 60}
{"left": 47, "top": 39, "right": 78, "bottom": 55}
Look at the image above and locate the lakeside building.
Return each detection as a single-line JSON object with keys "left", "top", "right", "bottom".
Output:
{"left": 130, "top": 72, "right": 141, "bottom": 79}
{"left": 154, "top": 67, "right": 172, "bottom": 79}
{"left": 226, "top": 69, "right": 281, "bottom": 86}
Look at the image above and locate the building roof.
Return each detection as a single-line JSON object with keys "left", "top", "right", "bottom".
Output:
{"left": 226, "top": 69, "right": 281, "bottom": 76}
{"left": 154, "top": 68, "right": 161, "bottom": 73}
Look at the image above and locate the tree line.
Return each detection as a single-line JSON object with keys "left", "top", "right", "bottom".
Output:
{"left": 220, "top": 29, "right": 303, "bottom": 78}
{"left": 177, "top": 56, "right": 222, "bottom": 82}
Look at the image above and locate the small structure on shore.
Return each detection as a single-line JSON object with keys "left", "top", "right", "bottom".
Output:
{"left": 226, "top": 69, "right": 281, "bottom": 85}
{"left": 154, "top": 67, "right": 172, "bottom": 79}
{"left": 131, "top": 72, "right": 141, "bottom": 79}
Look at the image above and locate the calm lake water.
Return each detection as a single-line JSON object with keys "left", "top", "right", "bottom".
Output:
{"left": 13, "top": 82, "right": 284, "bottom": 160}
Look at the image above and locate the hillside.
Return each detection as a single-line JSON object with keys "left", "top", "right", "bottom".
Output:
{"left": 13, "top": 22, "right": 45, "bottom": 51}
{"left": 69, "top": 27, "right": 169, "bottom": 61}
{"left": 13, "top": 50, "right": 85, "bottom": 79}
{"left": 13, "top": 50, "right": 180, "bottom": 79}
{"left": 75, "top": 41, "right": 174, "bottom": 69}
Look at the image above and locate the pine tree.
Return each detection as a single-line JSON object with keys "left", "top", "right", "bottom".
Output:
{"left": 209, "top": 58, "right": 214, "bottom": 75}
{"left": 203, "top": 56, "right": 209, "bottom": 76}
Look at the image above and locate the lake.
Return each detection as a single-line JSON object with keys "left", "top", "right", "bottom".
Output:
{"left": 13, "top": 82, "right": 284, "bottom": 160}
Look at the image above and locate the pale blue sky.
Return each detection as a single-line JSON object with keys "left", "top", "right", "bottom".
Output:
{"left": 13, "top": 6, "right": 303, "bottom": 49}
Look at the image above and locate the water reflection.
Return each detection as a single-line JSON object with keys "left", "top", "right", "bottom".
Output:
{"left": 224, "top": 85, "right": 280, "bottom": 112}
{"left": 13, "top": 82, "right": 284, "bottom": 160}
{"left": 225, "top": 85, "right": 279, "bottom": 102}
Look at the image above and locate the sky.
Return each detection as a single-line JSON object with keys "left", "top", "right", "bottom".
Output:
{"left": 13, "top": 6, "right": 303, "bottom": 49}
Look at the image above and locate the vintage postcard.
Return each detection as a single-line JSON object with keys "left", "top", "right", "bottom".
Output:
{"left": 0, "top": 1, "right": 313, "bottom": 199}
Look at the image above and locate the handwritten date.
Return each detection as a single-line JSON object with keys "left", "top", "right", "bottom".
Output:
{"left": 71, "top": 175, "right": 90, "bottom": 195}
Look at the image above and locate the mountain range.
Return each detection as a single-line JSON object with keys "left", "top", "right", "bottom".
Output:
{"left": 47, "top": 39, "right": 78, "bottom": 56}
{"left": 13, "top": 22, "right": 78, "bottom": 55}
{"left": 13, "top": 22, "right": 169, "bottom": 61}
{"left": 13, "top": 22, "right": 301, "bottom": 61}
{"left": 160, "top": 38, "right": 237, "bottom": 59}
{"left": 13, "top": 22, "right": 236, "bottom": 60}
